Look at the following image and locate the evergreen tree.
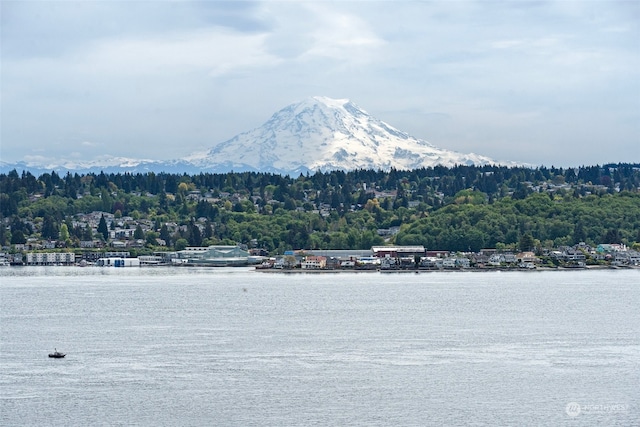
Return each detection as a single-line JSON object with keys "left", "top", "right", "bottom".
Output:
{"left": 203, "top": 221, "right": 213, "bottom": 239}
{"left": 573, "top": 222, "right": 586, "bottom": 244}
{"left": 159, "top": 224, "right": 171, "bottom": 244}
{"left": 11, "top": 230, "right": 26, "bottom": 244}
{"left": 41, "top": 214, "right": 59, "bottom": 240}
{"left": 519, "top": 233, "right": 535, "bottom": 252}
{"left": 83, "top": 225, "right": 94, "bottom": 241}
{"left": 603, "top": 228, "right": 621, "bottom": 244}
{"left": 188, "top": 222, "right": 202, "bottom": 246}
{"left": 134, "top": 225, "right": 145, "bottom": 240}
{"left": 0, "top": 220, "right": 7, "bottom": 246}
{"left": 97, "top": 214, "right": 109, "bottom": 240}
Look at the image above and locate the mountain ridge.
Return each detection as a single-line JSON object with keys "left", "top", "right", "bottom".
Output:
{"left": 185, "top": 96, "right": 501, "bottom": 174}
{"left": 1, "top": 96, "right": 514, "bottom": 175}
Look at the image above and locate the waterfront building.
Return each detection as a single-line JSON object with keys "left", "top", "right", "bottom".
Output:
{"left": 173, "top": 245, "right": 263, "bottom": 266}
{"left": 26, "top": 252, "right": 76, "bottom": 266}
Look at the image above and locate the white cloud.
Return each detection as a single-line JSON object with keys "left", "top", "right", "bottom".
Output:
{"left": 1, "top": 0, "right": 638, "bottom": 167}
{"left": 78, "top": 28, "right": 280, "bottom": 78}
{"left": 300, "top": 4, "right": 385, "bottom": 62}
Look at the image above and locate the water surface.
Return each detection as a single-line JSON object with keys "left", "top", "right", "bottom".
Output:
{"left": 1, "top": 268, "right": 638, "bottom": 425}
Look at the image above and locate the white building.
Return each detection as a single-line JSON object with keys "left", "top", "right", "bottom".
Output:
{"left": 96, "top": 257, "right": 140, "bottom": 267}
{"left": 174, "top": 245, "right": 259, "bottom": 266}
{"left": 301, "top": 256, "right": 327, "bottom": 269}
{"left": 26, "top": 252, "right": 75, "bottom": 266}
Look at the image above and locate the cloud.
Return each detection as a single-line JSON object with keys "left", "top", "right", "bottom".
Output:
{"left": 81, "top": 28, "right": 280, "bottom": 78}
{"left": 1, "top": 0, "right": 638, "bottom": 167}
{"left": 299, "top": 3, "right": 385, "bottom": 62}
{"left": 258, "top": 2, "right": 385, "bottom": 67}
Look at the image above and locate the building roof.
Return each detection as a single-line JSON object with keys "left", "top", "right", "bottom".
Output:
{"left": 371, "top": 246, "right": 425, "bottom": 253}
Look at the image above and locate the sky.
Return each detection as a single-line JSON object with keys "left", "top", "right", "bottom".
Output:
{"left": 1, "top": 0, "right": 639, "bottom": 168}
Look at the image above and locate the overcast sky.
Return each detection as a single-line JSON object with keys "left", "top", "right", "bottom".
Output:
{"left": 2, "top": 1, "right": 638, "bottom": 167}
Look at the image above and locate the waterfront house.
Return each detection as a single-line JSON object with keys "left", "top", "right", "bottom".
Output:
{"left": 561, "top": 248, "right": 586, "bottom": 263}
{"left": 596, "top": 243, "right": 627, "bottom": 253}
{"left": 488, "top": 254, "right": 503, "bottom": 266}
{"left": 301, "top": 256, "right": 327, "bottom": 269}
{"left": 442, "top": 258, "right": 457, "bottom": 269}
{"left": 503, "top": 253, "right": 517, "bottom": 264}
{"left": 516, "top": 252, "right": 537, "bottom": 263}
{"left": 455, "top": 257, "right": 471, "bottom": 268}
{"left": 471, "top": 253, "right": 490, "bottom": 266}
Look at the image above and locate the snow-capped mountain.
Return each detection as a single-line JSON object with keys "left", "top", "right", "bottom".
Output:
{"left": 0, "top": 157, "right": 199, "bottom": 176}
{"left": 184, "top": 96, "right": 498, "bottom": 174}
{"left": 1, "top": 96, "right": 509, "bottom": 175}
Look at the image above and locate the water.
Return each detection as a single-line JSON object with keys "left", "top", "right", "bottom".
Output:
{"left": 1, "top": 267, "right": 638, "bottom": 426}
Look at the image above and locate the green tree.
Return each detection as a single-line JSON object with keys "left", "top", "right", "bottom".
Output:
{"left": 203, "top": 221, "right": 213, "bottom": 239}
{"left": 519, "top": 233, "right": 535, "bottom": 252}
{"left": 11, "top": 230, "right": 26, "bottom": 244}
{"left": 573, "top": 222, "right": 586, "bottom": 244}
{"left": 41, "top": 214, "right": 59, "bottom": 240}
{"left": 188, "top": 221, "right": 202, "bottom": 246}
{"left": 97, "top": 214, "right": 109, "bottom": 240}
{"left": 134, "top": 225, "right": 145, "bottom": 240}
{"left": 59, "top": 223, "right": 70, "bottom": 242}
{"left": 100, "top": 189, "right": 112, "bottom": 212}
{"left": 174, "top": 238, "right": 188, "bottom": 251}
{"left": 159, "top": 224, "right": 171, "bottom": 245}
{"left": 0, "top": 224, "right": 8, "bottom": 246}
{"left": 145, "top": 231, "right": 159, "bottom": 245}
{"left": 82, "top": 225, "right": 94, "bottom": 241}
{"left": 603, "top": 228, "right": 621, "bottom": 244}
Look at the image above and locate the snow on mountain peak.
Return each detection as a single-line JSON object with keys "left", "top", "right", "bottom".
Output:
{"left": 2, "top": 97, "right": 507, "bottom": 175}
{"left": 311, "top": 96, "right": 350, "bottom": 109}
{"left": 186, "top": 96, "right": 498, "bottom": 174}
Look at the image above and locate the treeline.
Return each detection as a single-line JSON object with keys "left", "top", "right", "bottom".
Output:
{"left": 394, "top": 190, "right": 640, "bottom": 252}
{"left": 1, "top": 164, "right": 639, "bottom": 252}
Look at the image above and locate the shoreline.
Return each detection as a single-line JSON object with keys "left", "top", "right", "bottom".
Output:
{"left": 2, "top": 264, "right": 637, "bottom": 272}
{"left": 254, "top": 264, "right": 637, "bottom": 273}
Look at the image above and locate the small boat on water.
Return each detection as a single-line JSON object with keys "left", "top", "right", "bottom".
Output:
{"left": 48, "top": 348, "right": 66, "bottom": 358}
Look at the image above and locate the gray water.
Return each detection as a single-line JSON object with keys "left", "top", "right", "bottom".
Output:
{"left": 1, "top": 267, "right": 638, "bottom": 426}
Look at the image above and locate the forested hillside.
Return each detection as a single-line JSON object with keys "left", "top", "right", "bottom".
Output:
{"left": 1, "top": 164, "right": 639, "bottom": 253}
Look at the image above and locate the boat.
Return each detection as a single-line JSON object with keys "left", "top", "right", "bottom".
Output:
{"left": 48, "top": 349, "right": 66, "bottom": 358}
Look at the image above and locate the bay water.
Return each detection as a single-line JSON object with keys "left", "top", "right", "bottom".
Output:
{"left": 1, "top": 267, "right": 638, "bottom": 426}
